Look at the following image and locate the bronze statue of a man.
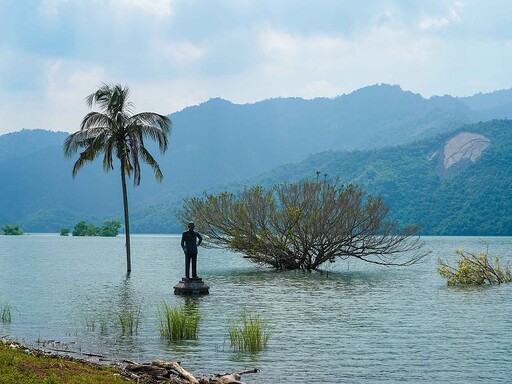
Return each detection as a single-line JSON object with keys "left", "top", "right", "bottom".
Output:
{"left": 180, "top": 222, "right": 203, "bottom": 279}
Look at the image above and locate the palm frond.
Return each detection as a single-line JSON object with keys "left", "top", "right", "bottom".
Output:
{"left": 132, "top": 112, "right": 171, "bottom": 132}
{"left": 86, "top": 83, "right": 135, "bottom": 115}
{"left": 63, "top": 134, "right": 80, "bottom": 158}
{"left": 72, "top": 145, "right": 102, "bottom": 177}
{"left": 130, "top": 113, "right": 171, "bottom": 152}
{"left": 64, "top": 130, "right": 99, "bottom": 158}
{"left": 80, "top": 112, "right": 112, "bottom": 131}
{"left": 140, "top": 146, "right": 164, "bottom": 182}
{"left": 127, "top": 136, "right": 141, "bottom": 186}
{"left": 85, "top": 83, "right": 113, "bottom": 110}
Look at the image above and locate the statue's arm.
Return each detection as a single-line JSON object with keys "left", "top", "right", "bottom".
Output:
{"left": 180, "top": 233, "right": 186, "bottom": 251}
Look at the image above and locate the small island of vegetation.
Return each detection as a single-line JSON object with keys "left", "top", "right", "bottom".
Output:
{"left": 1, "top": 225, "right": 24, "bottom": 236}
{"left": 70, "top": 220, "right": 122, "bottom": 237}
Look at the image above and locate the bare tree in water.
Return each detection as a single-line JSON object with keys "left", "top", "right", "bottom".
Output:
{"left": 182, "top": 178, "right": 427, "bottom": 271}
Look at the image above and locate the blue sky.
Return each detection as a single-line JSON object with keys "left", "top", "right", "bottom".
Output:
{"left": 1, "top": 0, "right": 512, "bottom": 134}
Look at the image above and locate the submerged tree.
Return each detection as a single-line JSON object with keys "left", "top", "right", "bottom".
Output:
{"left": 438, "top": 245, "right": 511, "bottom": 285}
{"left": 64, "top": 83, "right": 171, "bottom": 274}
{"left": 60, "top": 228, "right": 70, "bottom": 236}
{"left": 181, "top": 178, "right": 427, "bottom": 270}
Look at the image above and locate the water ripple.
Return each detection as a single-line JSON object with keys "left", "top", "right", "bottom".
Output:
{"left": 0, "top": 235, "right": 511, "bottom": 383}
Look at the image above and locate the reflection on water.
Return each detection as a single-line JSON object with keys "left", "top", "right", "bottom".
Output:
{"left": 0, "top": 234, "right": 511, "bottom": 383}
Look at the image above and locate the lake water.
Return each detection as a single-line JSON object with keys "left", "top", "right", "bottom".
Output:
{"left": 0, "top": 234, "right": 511, "bottom": 383}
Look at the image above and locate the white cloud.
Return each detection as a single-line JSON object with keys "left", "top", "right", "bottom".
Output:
{"left": 253, "top": 24, "right": 439, "bottom": 99}
{"left": 109, "top": 0, "right": 174, "bottom": 18}
{"left": 419, "top": 2, "right": 464, "bottom": 31}
{"left": 40, "top": 60, "right": 107, "bottom": 131}
{"left": 258, "top": 27, "right": 353, "bottom": 78}
{"left": 160, "top": 41, "right": 207, "bottom": 66}
{"left": 39, "top": 0, "right": 69, "bottom": 19}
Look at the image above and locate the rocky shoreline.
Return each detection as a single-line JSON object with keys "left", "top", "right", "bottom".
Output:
{"left": 1, "top": 338, "right": 258, "bottom": 383}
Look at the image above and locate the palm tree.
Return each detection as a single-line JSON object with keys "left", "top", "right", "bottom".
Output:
{"left": 64, "top": 83, "right": 171, "bottom": 275}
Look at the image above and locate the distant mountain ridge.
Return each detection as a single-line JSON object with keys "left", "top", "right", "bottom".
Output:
{"left": 1, "top": 84, "right": 512, "bottom": 233}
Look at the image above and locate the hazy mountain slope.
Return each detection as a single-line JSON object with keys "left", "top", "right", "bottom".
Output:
{"left": 458, "top": 88, "right": 512, "bottom": 110}
{"left": 0, "top": 129, "right": 68, "bottom": 163}
{"left": 1, "top": 84, "right": 512, "bottom": 233}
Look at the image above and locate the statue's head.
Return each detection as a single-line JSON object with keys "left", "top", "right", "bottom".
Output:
{"left": 188, "top": 222, "right": 195, "bottom": 229}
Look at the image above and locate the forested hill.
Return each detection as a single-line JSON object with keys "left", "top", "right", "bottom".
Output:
{"left": 252, "top": 119, "right": 512, "bottom": 235}
{"left": 1, "top": 84, "right": 512, "bottom": 234}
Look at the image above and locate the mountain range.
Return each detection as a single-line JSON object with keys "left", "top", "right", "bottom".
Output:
{"left": 1, "top": 83, "right": 512, "bottom": 234}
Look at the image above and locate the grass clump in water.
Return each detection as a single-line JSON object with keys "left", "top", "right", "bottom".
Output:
{"left": 99, "top": 314, "right": 109, "bottom": 335}
{"left": 158, "top": 302, "right": 200, "bottom": 341}
{"left": 84, "top": 315, "right": 96, "bottom": 332}
{"left": 84, "top": 313, "right": 110, "bottom": 335}
{"left": 228, "top": 312, "right": 271, "bottom": 352}
{"left": 1, "top": 304, "right": 12, "bottom": 324}
{"left": 117, "top": 308, "right": 140, "bottom": 336}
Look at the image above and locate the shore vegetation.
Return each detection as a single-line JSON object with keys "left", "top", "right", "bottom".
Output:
{"left": 0, "top": 340, "right": 129, "bottom": 384}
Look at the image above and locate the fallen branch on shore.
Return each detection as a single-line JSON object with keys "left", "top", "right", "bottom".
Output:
{"left": 123, "top": 360, "right": 259, "bottom": 383}
{"left": 209, "top": 368, "right": 259, "bottom": 384}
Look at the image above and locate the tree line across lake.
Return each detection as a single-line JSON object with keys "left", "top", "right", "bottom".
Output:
{"left": 1, "top": 221, "right": 121, "bottom": 237}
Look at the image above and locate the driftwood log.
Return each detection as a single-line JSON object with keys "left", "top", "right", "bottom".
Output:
{"left": 122, "top": 360, "right": 259, "bottom": 384}
{"left": 209, "top": 368, "right": 259, "bottom": 384}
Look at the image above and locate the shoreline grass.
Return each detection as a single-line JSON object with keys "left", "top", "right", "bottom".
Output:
{"left": 0, "top": 340, "right": 130, "bottom": 384}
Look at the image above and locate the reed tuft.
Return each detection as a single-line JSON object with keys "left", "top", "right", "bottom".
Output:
{"left": 1, "top": 303, "right": 12, "bottom": 324}
{"left": 157, "top": 302, "right": 200, "bottom": 341}
{"left": 228, "top": 312, "right": 270, "bottom": 352}
{"left": 117, "top": 308, "right": 140, "bottom": 336}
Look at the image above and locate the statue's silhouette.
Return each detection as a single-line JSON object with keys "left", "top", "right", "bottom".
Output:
{"left": 180, "top": 222, "right": 203, "bottom": 279}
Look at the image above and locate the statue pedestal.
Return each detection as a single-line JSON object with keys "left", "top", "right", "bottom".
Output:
{"left": 174, "top": 277, "right": 210, "bottom": 295}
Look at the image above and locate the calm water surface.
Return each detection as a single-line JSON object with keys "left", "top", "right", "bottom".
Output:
{"left": 0, "top": 234, "right": 511, "bottom": 383}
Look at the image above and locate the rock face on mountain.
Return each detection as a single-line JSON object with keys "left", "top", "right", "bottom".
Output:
{"left": 443, "top": 132, "right": 490, "bottom": 169}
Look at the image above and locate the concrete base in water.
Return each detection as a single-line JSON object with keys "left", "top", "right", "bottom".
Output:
{"left": 173, "top": 277, "right": 210, "bottom": 295}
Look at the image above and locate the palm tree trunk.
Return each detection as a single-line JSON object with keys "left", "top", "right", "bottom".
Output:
{"left": 120, "top": 164, "right": 132, "bottom": 275}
